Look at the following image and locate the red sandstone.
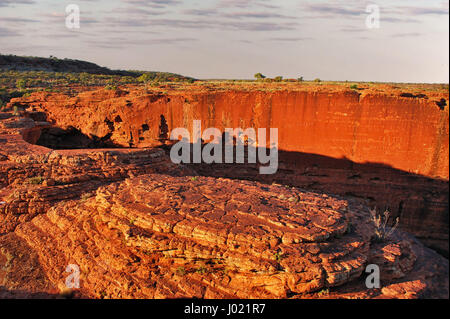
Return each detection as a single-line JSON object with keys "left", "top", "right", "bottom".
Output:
{"left": 0, "top": 82, "right": 448, "bottom": 299}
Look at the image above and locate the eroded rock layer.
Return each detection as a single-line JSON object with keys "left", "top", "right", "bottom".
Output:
{"left": 0, "top": 112, "right": 190, "bottom": 235}
{"left": 0, "top": 84, "right": 448, "bottom": 299}
{"left": 7, "top": 85, "right": 449, "bottom": 256}
{"left": 1, "top": 174, "right": 448, "bottom": 299}
{"left": 11, "top": 86, "right": 448, "bottom": 178}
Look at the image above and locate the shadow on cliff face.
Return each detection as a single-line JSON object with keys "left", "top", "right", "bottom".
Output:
{"left": 35, "top": 126, "right": 124, "bottom": 150}
{"left": 21, "top": 111, "right": 125, "bottom": 149}
{"left": 162, "top": 141, "right": 449, "bottom": 258}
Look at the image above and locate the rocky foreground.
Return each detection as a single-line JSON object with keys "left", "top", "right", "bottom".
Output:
{"left": 0, "top": 105, "right": 448, "bottom": 299}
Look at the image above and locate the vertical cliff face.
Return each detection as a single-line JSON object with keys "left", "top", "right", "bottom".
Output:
{"left": 161, "top": 90, "right": 448, "bottom": 179}
{"left": 1, "top": 100, "right": 449, "bottom": 299}
{"left": 22, "top": 89, "right": 448, "bottom": 179}
{"left": 10, "top": 87, "right": 449, "bottom": 255}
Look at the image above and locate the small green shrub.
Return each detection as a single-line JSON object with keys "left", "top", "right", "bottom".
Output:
{"left": 318, "top": 289, "right": 329, "bottom": 297}
{"left": 27, "top": 176, "right": 44, "bottom": 185}
{"left": 105, "top": 84, "right": 118, "bottom": 91}
{"left": 254, "top": 73, "right": 266, "bottom": 80}
{"left": 370, "top": 208, "right": 399, "bottom": 242}
{"left": 274, "top": 76, "right": 283, "bottom": 82}
{"left": 274, "top": 251, "right": 285, "bottom": 262}
{"left": 138, "top": 73, "right": 153, "bottom": 85}
{"left": 16, "top": 79, "right": 26, "bottom": 90}
{"left": 12, "top": 105, "right": 20, "bottom": 116}
{"left": 177, "top": 267, "right": 186, "bottom": 276}
{"left": 196, "top": 266, "right": 208, "bottom": 274}
{"left": 80, "top": 193, "right": 91, "bottom": 201}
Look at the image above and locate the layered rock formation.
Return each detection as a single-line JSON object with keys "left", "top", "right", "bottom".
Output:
{"left": 8, "top": 84, "right": 448, "bottom": 255}
{"left": 12, "top": 85, "right": 448, "bottom": 178}
{"left": 1, "top": 173, "right": 447, "bottom": 299}
{"left": 0, "top": 83, "right": 448, "bottom": 299}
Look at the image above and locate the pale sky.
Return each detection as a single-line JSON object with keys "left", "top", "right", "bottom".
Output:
{"left": 0, "top": 0, "right": 449, "bottom": 82}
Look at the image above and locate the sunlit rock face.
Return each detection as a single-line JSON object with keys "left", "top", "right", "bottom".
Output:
{"left": 0, "top": 83, "right": 448, "bottom": 298}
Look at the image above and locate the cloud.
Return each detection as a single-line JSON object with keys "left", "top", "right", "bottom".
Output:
{"left": 303, "top": 3, "right": 364, "bottom": 17}
{"left": 37, "top": 30, "right": 89, "bottom": 39}
{"left": 121, "top": 0, "right": 181, "bottom": 9}
{"left": 221, "top": 12, "right": 297, "bottom": 20}
{"left": 224, "top": 21, "right": 296, "bottom": 31}
{"left": 391, "top": 32, "right": 423, "bottom": 38}
{"left": 402, "top": 6, "right": 449, "bottom": 15}
{"left": 382, "top": 17, "right": 421, "bottom": 24}
{"left": 183, "top": 9, "right": 297, "bottom": 20}
{"left": 183, "top": 9, "right": 217, "bottom": 17}
{"left": 84, "top": 36, "right": 196, "bottom": 49}
{"left": 217, "top": 0, "right": 279, "bottom": 9}
{"left": 299, "top": 2, "right": 446, "bottom": 22}
{"left": 110, "top": 7, "right": 168, "bottom": 16}
{"left": 268, "top": 37, "right": 312, "bottom": 42}
{"left": 339, "top": 27, "right": 366, "bottom": 33}
{"left": 106, "top": 17, "right": 298, "bottom": 31}
{"left": 0, "top": 26, "right": 21, "bottom": 36}
{"left": 236, "top": 39, "right": 253, "bottom": 44}
{"left": 0, "top": 0, "right": 34, "bottom": 7}
{"left": 0, "top": 17, "right": 39, "bottom": 24}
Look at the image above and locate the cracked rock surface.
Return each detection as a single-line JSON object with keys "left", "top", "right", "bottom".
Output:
{"left": 1, "top": 172, "right": 448, "bottom": 298}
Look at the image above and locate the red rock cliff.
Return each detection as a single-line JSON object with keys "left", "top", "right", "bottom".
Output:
{"left": 20, "top": 88, "right": 448, "bottom": 179}
{"left": 8, "top": 86, "right": 449, "bottom": 255}
{"left": 1, "top": 84, "right": 449, "bottom": 299}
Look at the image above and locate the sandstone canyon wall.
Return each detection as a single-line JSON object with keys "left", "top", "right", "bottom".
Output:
{"left": 18, "top": 89, "right": 448, "bottom": 179}
{"left": 8, "top": 87, "right": 449, "bottom": 256}
{"left": 1, "top": 85, "right": 448, "bottom": 299}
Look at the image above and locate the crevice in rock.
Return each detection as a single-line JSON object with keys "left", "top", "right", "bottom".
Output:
{"left": 104, "top": 118, "right": 115, "bottom": 131}
{"left": 158, "top": 115, "right": 169, "bottom": 142}
{"left": 436, "top": 98, "right": 447, "bottom": 110}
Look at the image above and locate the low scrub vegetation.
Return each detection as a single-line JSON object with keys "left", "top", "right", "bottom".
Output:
{"left": 370, "top": 208, "right": 400, "bottom": 242}
{"left": 0, "top": 69, "right": 195, "bottom": 105}
{"left": 27, "top": 176, "right": 45, "bottom": 185}
{"left": 0, "top": 54, "right": 195, "bottom": 105}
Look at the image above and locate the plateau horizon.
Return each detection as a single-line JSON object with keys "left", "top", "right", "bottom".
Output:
{"left": 169, "top": 120, "right": 279, "bottom": 174}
